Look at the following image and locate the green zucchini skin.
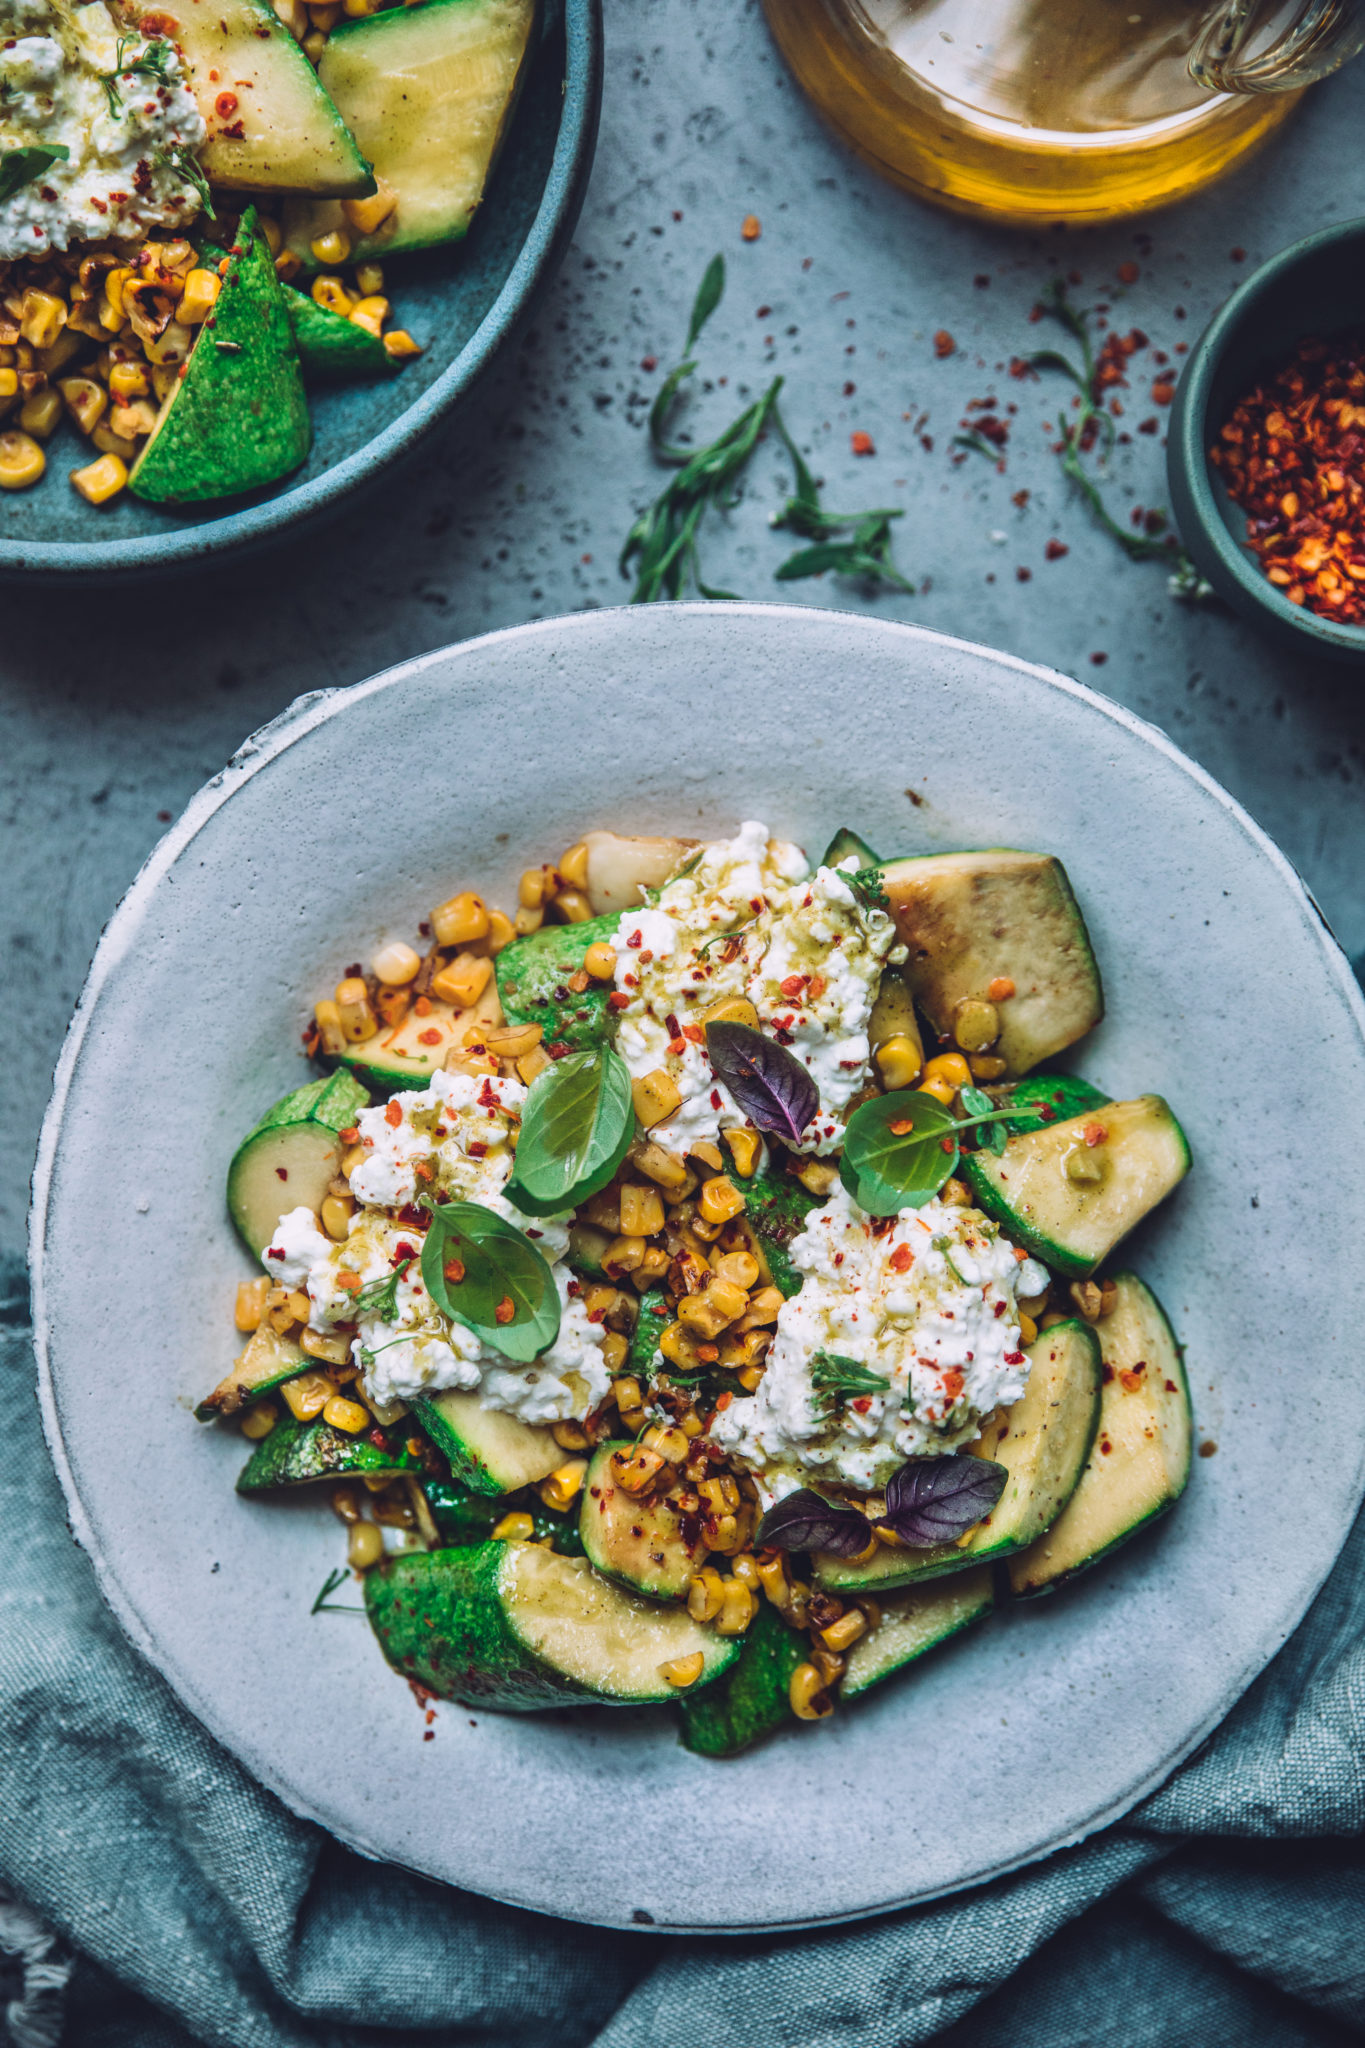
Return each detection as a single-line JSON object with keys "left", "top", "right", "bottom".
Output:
{"left": 366, "top": 1544, "right": 584, "bottom": 1709}
{"left": 284, "top": 284, "right": 395, "bottom": 379}
{"left": 993, "top": 1073, "right": 1110, "bottom": 1136}
{"left": 625, "top": 1287, "right": 670, "bottom": 1380}
{"left": 226, "top": 1067, "right": 369, "bottom": 1256}
{"left": 741, "top": 1169, "right": 820, "bottom": 1297}
{"left": 820, "top": 827, "right": 880, "bottom": 870}
{"left": 678, "top": 1603, "right": 805, "bottom": 1756}
{"left": 412, "top": 1390, "right": 562, "bottom": 1498}
{"left": 236, "top": 1410, "right": 424, "bottom": 1491}
{"left": 839, "top": 1570, "right": 994, "bottom": 1699}
{"left": 197, "top": 1323, "right": 305, "bottom": 1421}
{"left": 423, "top": 1478, "right": 585, "bottom": 1555}
{"left": 579, "top": 1442, "right": 705, "bottom": 1600}
{"left": 495, "top": 914, "right": 620, "bottom": 1053}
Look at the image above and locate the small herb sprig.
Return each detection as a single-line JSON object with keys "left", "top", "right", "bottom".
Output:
{"left": 154, "top": 140, "right": 216, "bottom": 217}
{"left": 311, "top": 1566, "right": 365, "bottom": 1615}
{"left": 99, "top": 36, "right": 175, "bottom": 117}
{"left": 347, "top": 1256, "right": 415, "bottom": 1322}
{"left": 621, "top": 256, "right": 913, "bottom": 601}
{"left": 1027, "top": 280, "right": 1210, "bottom": 600}
{"left": 810, "top": 1350, "right": 892, "bottom": 1403}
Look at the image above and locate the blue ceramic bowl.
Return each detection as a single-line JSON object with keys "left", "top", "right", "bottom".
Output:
{"left": 1167, "top": 215, "right": 1365, "bottom": 665}
{"left": 0, "top": 0, "right": 601, "bottom": 581}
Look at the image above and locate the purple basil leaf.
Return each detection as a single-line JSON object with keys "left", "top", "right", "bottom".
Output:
{"left": 756, "top": 1488, "right": 872, "bottom": 1556}
{"left": 704, "top": 1020, "right": 819, "bottom": 1146}
{"left": 882, "top": 1455, "right": 1008, "bottom": 1547}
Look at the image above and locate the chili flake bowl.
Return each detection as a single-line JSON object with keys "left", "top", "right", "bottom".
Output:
{"left": 1167, "top": 214, "right": 1365, "bottom": 664}
{"left": 30, "top": 605, "right": 1365, "bottom": 1932}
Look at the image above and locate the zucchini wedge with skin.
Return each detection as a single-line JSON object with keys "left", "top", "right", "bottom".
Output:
{"left": 741, "top": 1168, "right": 821, "bottom": 1299}
{"left": 580, "top": 1441, "right": 708, "bottom": 1600}
{"left": 334, "top": 980, "right": 502, "bottom": 1092}
{"left": 678, "top": 1602, "right": 806, "bottom": 1755}
{"left": 284, "top": 284, "right": 395, "bottom": 379}
{"left": 1008, "top": 1273, "right": 1192, "bottom": 1596}
{"left": 413, "top": 1389, "right": 562, "bottom": 1497}
{"left": 227, "top": 1069, "right": 369, "bottom": 1258}
{"left": 993, "top": 1072, "right": 1110, "bottom": 1136}
{"left": 424, "top": 1477, "right": 585, "bottom": 1554}
{"left": 820, "top": 826, "right": 879, "bottom": 870}
{"left": 365, "top": 1542, "right": 741, "bottom": 1708}
{"left": 962, "top": 1095, "right": 1191, "bottom": 1281}
{"left": 840, "top": 1568, "right": 995, "bottom": 1699}
{"left": 283, "top": 0, "right": 536, "bottom": 264}
{"left": 495, "top": 914, "right": 620, "bottom": 1055}
{"left": 236, "top": 1410, "right": 425, "bottom": 1491}
{"left": 624, "top": 1288, "right": 670, "bottom": 1381}
{"left": 815, "top": 1319, "right": 1102, "bottom": 1592}
{"left": 197, "top": 1321, "right": 305, "bottom": 1421}
{"left": 868, "top": 850, "right": 1104, "bottom": 1076}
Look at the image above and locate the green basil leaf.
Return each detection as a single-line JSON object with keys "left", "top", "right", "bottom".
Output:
{"left": 839, "top": 1090, "right": 960, "bottom": 1216}
{"left": 0, "top": 145, "right": 69, "bottom": 204}
{"left": 504, "top": 1047, "right": 635, "bottom": 1217}
{"left": 685, "top": 252, "right": 726, "bottom": 353}
{"left": 958, "top": 1085, "right": 993, "bottom": 1119}
{"left": 419, "top": 1201, "right": 561, "bottom": 1364}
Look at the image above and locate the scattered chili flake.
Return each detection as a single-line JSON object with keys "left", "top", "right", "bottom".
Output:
{"left": 888, "top": 1242, "right": 913, "bottom": 1272}
{"left": 1044, "top": 538, "right": 1069, "bottom": 561}
{"left": 1090, "top": 651, "right": 1109, "bottom": 665}
{"left": 385, "top": 1101, "right": 403, "bottom": 1127}
{"left": 888, "top": 1117, "right": 914, "bottom": 1135}
{"left": 444, "top": 1258, "right": 466, "bottom": 1285}
{"left": 414, "top": 994, "right": 432, "bottom": 1016}
{"left": 741, "top": 214, "right": 761, "bottom": 241}
{"left": 494, "top": 1296, "right": 515, "bottom": 1325}
{"left": 467, "top": 1140, "right": 488, "bottom": 1158}
{"left": 214, "top": 89, "right": 238, "bottom": 114}
{"left": 933, "top": 330, "right": 955, "bottom": 359}
{"left": 1016, "top": 566, "right": 1032, "bottom": 582}
{"left": 1083, "top": 1121, "right": 1108, "bottom": 1147}
{"left": 339, "top": 1126, "right": 360, "bottom": 1145}
{"left": 607, "top": 992, "right": 631, "bottom": 1011}
{"left": 418, "top": 1028, "right": 442, "bottom": 1046}
{"left": 1199, "top": 1439, "right": 1218, "bottom": 1457}
{"left": 850, "top": 429, "right": 875, "bottom": 455}
{"left": 1117, "top": 260, "right": 1139, "bottom": 285}
{"left": 987, "top": 977, "right": 1015, "bottom": 1001}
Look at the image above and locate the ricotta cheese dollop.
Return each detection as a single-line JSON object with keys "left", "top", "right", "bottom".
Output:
{"left": 261, "top": 1068, "right": 609, "bottom": 1424}
{"left": 711, "top": 1180, "right": 1048, "bottom": 1494}
{"left": 610, "top": 821, "right": 905, "bottom": 1156}
{"left": 0, "top": 0, "right": 205, "bottom": 261}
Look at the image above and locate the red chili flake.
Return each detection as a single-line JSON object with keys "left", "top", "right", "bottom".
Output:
{"left": 385, "top": 1101, "right": 403, "bottom": 1128}
{"left": 1016, "top": 566, "right": 1032, "bottom": 582}
{"left": 467, "top": 1140, "right": 488, "bottom": 1159}
{"left": 1117, "top": 260, "right": 1139, "bottom": 285}
{"left": 413, "top": 1161, "right": 434, "bottom": 1182}
{"left": 941, "top": 1368, "right": 964, "bottom": 1399}
{"left": 477, "top": 1079, "right": 501, "bottom": 1111}
{"left": 887, "top": 1242, "right": 913, "bottom": 1273}
{"left": 940, "top": 1138, "right": 954, "bottom": 1154}
{"left": 215, "top": 89, "right": 238, "bottom": 114}
{"left": 851, "top": 1395, "right": 874, "bottom": 1414}
{"left": 887, "top": 1117, "right": 914, "bottom": 1136}
{"left": 339, "top": 1126, "right": 359, "bottom": 1145}
{"left": 1152, "top": 379, "right": 1176, "bottom": 406}
{"left": 494, "top": 1296, "right": 515, "bottom": 1325}
{"left": 626, "top": 928, "right": 643, "bottom": 949}
{"left": 779, "top": 973, "right": 806, "bottom": 999}
{"left": 1044, "top": 539, "right": 1069, "bottom": 560}
{"left": 850, "top": 430, "right": 875, "bottom": 456}
{"left": 444, "top": 1258, "right": 466, "bottom": 1286}
{"left": 1003, "top": 1351, "right": 1025, "bottom": 1365}
{"left": 741, "top": 214, "right": 761, "bottom": 241}
{"left": 274, "top": 1165, "right": 288, "bottom": 1181}
{"left": 417, "top": 1028, "right": 442, "bottom": 1046}
{"left": 1119, "top": 1364, "right": 1147, "bottom": 1391}
{"left": 1099, "top": 1435, "right": 1114, "bottom": 1455}
{"left": 710, "top": 1089, "right": 722, "bottom": 1110}
{"left": 933, "top": 330, "right": 955, "bottom": 359}
{"left": 1090, "top": 652, "right": 1109, "bottom": 666}
{"left": 1083, "top": 1122, "right": 1108, "bottom": 1147}
{"left": 715, "top": 1389, "right": 733, "bottom": 1409}
{"left": 665, "top": 1012, "right": 682, "bottom": 1040}
{"left": 607, "top": 992, "right": 630, "bottom": 1011}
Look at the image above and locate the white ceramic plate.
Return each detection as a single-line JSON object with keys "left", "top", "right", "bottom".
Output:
{"left": 31, "top": 605, "right": 1365, "bottom": 1933}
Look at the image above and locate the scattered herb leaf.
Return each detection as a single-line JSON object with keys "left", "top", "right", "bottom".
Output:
{"left": 505, "top": 1046, "right": 635, "bottom": 1217}
{"left": 810, "top": 1350, "right": 892, "bottom": 1401}
{"left": 99, "top": 35, "right": 175, "bottom": 117}
{"left": 960, "top": 1083, "right": 1008, "bottom": 1154}
{"left": 419, "top": 1199, "right": 561, "bottom": 1364}
{"left": 755, "top": 1487, "right": 873, "bottom": 1556}
{"left": 839, "top": 1089, "right": 1019, "bottom": 1216}
{"left": 880, "top": 1454, "right": 1008, "bottom": 1546}
{"left": 847, "top": 865, "right": 889, "bottom": 915}
{"left": 0, "top": 144, "right": 69, "bottom": 204}
{"left": 704, "top": 1019, "right": 818, "bottom": 1146}
{"left": 348, "top": 1257, "right": 414, "bottom": 1322}
{"left": 311, "top": 1566, "right": 365, "bottom": 1615}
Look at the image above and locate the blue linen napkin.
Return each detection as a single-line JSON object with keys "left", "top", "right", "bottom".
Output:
{"left": 3, "top": 1252, "right": 1362, "bottom": 2048}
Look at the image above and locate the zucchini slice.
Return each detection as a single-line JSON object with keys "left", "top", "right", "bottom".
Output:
{"left": 583, "top": 832, "right": 699, "bottom": 917}
{"left": 197, "top": 1321, "right": 304, "bottom": 1420}
{"left": 840, "top": 1568, "right": 994, "bottom": 1699}
{"left": 424, "top": 1477, "right": 585, "bottom": 1554}
{"left": 122, "top": 0, "right": 374, "bottom": 195}
{"left": 495, "top": 914, "right": 620, "bottom": 1055}
{"left": 995, "top": 1072, "right": 1110, "bottom": 1136}
{"left": 820, "top": 826, "right": 879, "bottom": 869}
{"left": 1008, "top": 1273, "right": 1192, "bottom": 1596}
{"left": 365, "top": 1542, "right": 742, "bottom": 1708}
{"left": 625, "top": 1288, "right": 669, "bottom": 1381}
{"left": 815, "top": 1319, "right": 1102, "bottom": 1592}
{"left": 227, "top": 1069, "right": 369, "bottom": 1257}
{"left": 963, "top": 1095, "right": 1191, "bottom": 1280}
{"left": 580, "top": 1442, "right": 707, "bottom": 1600}
{"left": 678, "top": 1603, "right": 806, "bottom": 1756}
{"left": 741, "top": 1168, "right": 821, "bottom": 1298}
{"left": 414, "top": 1389, "right": 562, "bottom": 1497}
{"left": 284, "top": 283, "right": 394, "bottom": 379}
{"left": 334, "top": 981, "right": 502, "bottom": 1092}
{"left": 236, "top": 1410, "right": 424, "bottom": 1491}
{"left": 283, "top": 0, "right": 536, "bottom": 263}
{"left": 872, "top": 850, "right": 1103, "bottom": 1075}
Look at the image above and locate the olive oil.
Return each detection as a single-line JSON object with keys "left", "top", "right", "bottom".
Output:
{"left": 762, "top": 0, "right": 1304, "bottom": 223}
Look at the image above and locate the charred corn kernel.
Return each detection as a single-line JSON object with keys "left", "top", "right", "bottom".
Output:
{"left": 354, "top": 260, "right": 384, "bottom": 295}
{"left": 689, "top": 1139, "right": 724, "bottom": 1172}
{"left": 792, "top": 1157, "right": 839, "bottom": 1197}
{"left": 265, "top": 1284, "right": 296, "bottom": 1332}
{"left": 108, "top": 358, "right": 149, "bottom": 400}
{"left": 142, "top": 318, "right": 192, "bottom": 368}
{"left": 431, "top": 890, "right": 489, "bottom": 947}
{"left": 632, "top": 1247, "right": 671, "bottom": 1287}
{"left": 347, "top": 1520, "right": 385, "bottom": 1568}
{"left": 659, "top": 1321, "right": 705, "bottom": 1372}
{"left": 940, "top": 1176, "right": 971, "bottom": 1207}
{"left": 281, "top": 1371, "right": 332, "bottom": 1420}
{"left": 970, "top": 1054, "right": 1008, "bottom": 1082}
{"left": 660, "top": 1650, "right": 706, "bottom": 1689}
{"left": 730, "top": 1553, "right": 760, "bottom": 1589}
{"left": 240, "top": 1399, "right": 278, "bottom": 1439}
{"left": 603, "top": 1234, "right": 646, "bottom": 1274}
{"left": 687, "top": 1567, "right": 725, "bottom": 1621}
{"left": 737, "top": 1285, "right": 783, "bottom": 1329}
{"left": 254, "top": 217, "right": 282, "bottom": 256}
{"left": 0, "top": 430, "right": 44, "bottom": 488}
{"left": 235, "top": 1277, "right": 269, "bottom": 1331}
{"left": 679, "top": 1409, "right": 705, "bottom": 1439}
{"left": 19, "top": 387, "right": 61, "bottom": 438}
{"left": 716, "top": 1579, "right": 757, "bottom": 1635}
{"left": 383, "top": 328, "right": 422, "bottom": 359}
{"left": 557, "top": 840, "right": 589, "bottom": 888}
{"left": 274, "top": 250, "right": 302, "bottom": 283}
{"left": 610, "top": 1373, "right": 643, "bottom": 1416}
{"left": 483, "top": 1020, "right": 543, "bottom": 1059}
{"left": 722, "top": 1126, "right": 761, "bottom": 1177}
{"left": 540, "top": 1457, "right": 588, "bottom": 1510}
{"left": 1018, "top": 1309, "right": 1038, "bottom": 1345}
{"left": 953, "top": 997, "right": 1000, "bottom": 1053}
{"left": 108, "top": 397, "right": 157, "bottom": 440}
{"left": 552, "top": 1418, "right": 591, "bottom": 1452}
{"left": 20, "top": 289, "right": 65, "bottom": 348}
{"left": 492, "top": 1510, "right": 535, "bottom": 1541}
{"left": 302, "top": 28, "right": 326, "bottom": 58}
{"left": 100, "top": 268, "right": 130, "bottom": 325}
{"left": 598, "top": 1330, "right": 628, "bottom": 1374}
{"left": 641, "top": 1423, "right": 689, "bottom": 1464}
{"left": 678, "top": 1278, "right": 748, "bottom": 1336}
{"left": 516, "top": 1044, "right": 551, "bottom": 1085}
{"left": 712, "top": 1249, "right": 760, "bottom": 1291}
{"left": 372, "top": 939, "right": 421, "bottom": 985}
{"left": 349, "top": 293, "right": 388, "bottom": 336}
{"left": 312, "top": 998, "right": 346, "bottom": 1057}
{"left": 632, "top": 1069, "right": 683, "bottom": 1129}
{"left": 342, "top": 182, "right": 397, "bottom": 233}
{"left": 756, "top": 1553, "right": 789, "bottom": 1606}
{"left": 0, "top": 367, "right": 16, "bottom": 399}
{"left": 58, "top": 375, "right": 106, "bottom": 433}
{"left": 922, "top": 1052, "right": 973, "bottom": 1098}
{"left": 820, "top": 1607, "right": 868, "bottom": 1652}
{"left": 335, "top": 975, "right": 378, "bottom": 1042}
{"left": 513, "top": 904, "right": 544, "bottom": 936}
{"left": 619, "top": 1183, "right": 665, "bottom": 1237}
{"left": 610, "top": 1444, "right": 666, "bottom": 1495}
{"left": 330, "top": 1482, "right": 362, "bottom": 1523}
{"left": 1065, "top": 1146, "right": 1105, "bottom": 1185}
{"left": 300, "top": 1327, "right": 353, "bottom": 1365}
{"left": 735, "top": 1363, "right": 768, "bottom": 1395}
{"left": 320, "top": 1193, "right": 355, "bottom": 1242}
{"left": 1069, "top": 1280, "right": 1105, "bottom": 1322}
{"left": 311, "top": 229, "right": 352, "bottom": 266}
{"left": 518, "top": 865, "right": 553, "bottom": 909}
{"left": 89, "top": 421, "right": 127, "bottom": 456}
{"left": 698, "top": 1174, "right": 744, "bottom": 1225}
{"left": 811, "top": 1647, "right": 846, "bottom": 1685}
{"left": 630, "top": 1139, "right": 690, "bottom": 1192}
{"left": 479, "top": 907, "right": 516, "bottom": 954}
{"left": 701, "top": 993, "right": 760, "bottom": 1030}
{"left": 553, "top": 887, "right": 593, "bottom": 924}
{"left": 875, "top": 1033, "right": 923, "bottom": 1091}
{"left": 322, "top": 1394, "right": 370, "bottom": 1433}
{"left": 790, "top": 1662, "right": 833, "bottom": 1721}
{"left": 431, "top": 950, "right": 492, "bottom": 1007}
{"left": 311, "top": 275, "right": 353, "bottom": 317}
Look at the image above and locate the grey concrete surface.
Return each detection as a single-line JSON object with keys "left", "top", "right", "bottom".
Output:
{"left": 3, "top": 0, "right": 1364, "bottom": 1261}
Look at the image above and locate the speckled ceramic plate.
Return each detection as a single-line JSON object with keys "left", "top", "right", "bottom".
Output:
{"left": 31, "top": 605, "right": 1365, "bottom": 1931}
{"left": 0, "top": 0, "right": 600, "bottom": 581}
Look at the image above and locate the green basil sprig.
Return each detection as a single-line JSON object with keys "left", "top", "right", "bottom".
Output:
{"left": 0, "top": 145, "right": 69, "bottom": 204}
{"left": 810, "top": 1351, "right": 891, "bottom": 1400}
{"left": 839, "top": 1089, "right": 1018, "bottom": 1217}
{"left": 504, "top": 1046, "right": 635, "bottom": 1217}
{"left": 419, "top": 1200, "right": 561, "bottom": 1363}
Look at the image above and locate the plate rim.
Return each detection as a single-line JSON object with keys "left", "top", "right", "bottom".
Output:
{"left": 29, "top": 602, "right": 1365, "bottom": 1932}
{"left": 0, "top": 0, "right": 603, "bottom": 582}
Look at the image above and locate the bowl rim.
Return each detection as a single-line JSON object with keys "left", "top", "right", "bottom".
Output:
{"left": 1168, "top": 213, "right": 1365, "bottom": 656}
{"left": 0, "top": 0, "right": 602, "bottom": 582}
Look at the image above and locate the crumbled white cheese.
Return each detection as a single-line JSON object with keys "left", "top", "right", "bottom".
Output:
{"left": 711, "top": 1182, "right": 1033, "bottom": 1493}
{"left": 610, "top": 821, "right": 904, "bottom": 1156}
{"left": 0, "top": 0, "right": 205, "bottom": 260}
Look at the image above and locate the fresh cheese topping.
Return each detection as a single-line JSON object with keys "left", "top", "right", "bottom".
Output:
{"left": 262, "top": 1068, "right": 607, "bottom": 1423}
{"left": 711, "top": 1182, "right": 1041, "bottom": 1494}
{"left": 610, "top": 820, "right": 904, "bottom": 1155}
{"left": 0, "top": 0, "right": 205, "bottom": 261}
